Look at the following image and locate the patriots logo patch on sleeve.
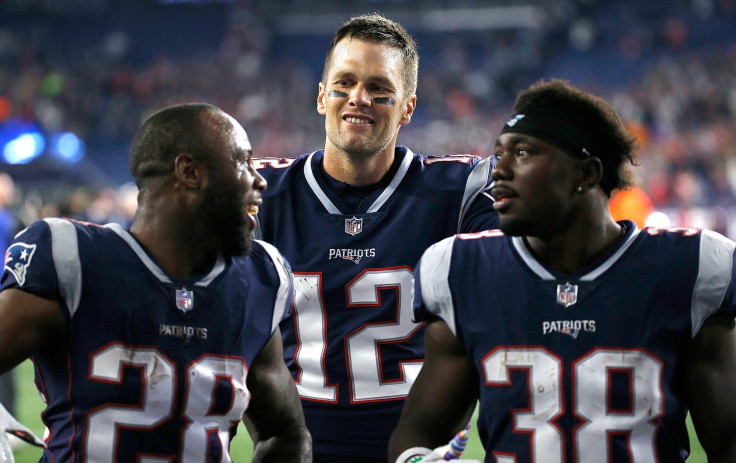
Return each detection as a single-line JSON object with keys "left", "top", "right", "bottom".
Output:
{"left": 4, "top": 242, "right": 37, "bottom": 287}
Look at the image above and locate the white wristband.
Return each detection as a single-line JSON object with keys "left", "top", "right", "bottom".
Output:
{"left": 395, "top": 446, "right": 432, "bottom": 463}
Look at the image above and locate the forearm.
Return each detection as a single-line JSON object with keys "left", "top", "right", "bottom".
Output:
{"left": 245, "top": 329, "right": 311, "bottom": 462}
{"left": 389, "top": 400, "right": 472, "bottom": 461}
{"left": 389, "top": 322, "right": 479, "bottom": 461}
{"left": 0, "top": 289, "right": 66, "bottom": 374}
{"left": 686, "top": 314, "right": 736, "bottom": 461}
{"left": 388, "top": 424, "right": 443, "bottom": 461}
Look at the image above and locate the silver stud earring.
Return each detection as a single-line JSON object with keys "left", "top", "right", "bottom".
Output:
{"left": 577, "top": 186, "right": 583, "bottom": 192}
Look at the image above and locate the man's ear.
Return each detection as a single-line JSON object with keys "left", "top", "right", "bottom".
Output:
{"left": 577, "top": 156, "right": 604, "bottom": 192}
{"left": 317, "top": 82, "right": 327, "bottom": 115}
{"left": 399, "top": 95, "right": 416, "bottom": 126}
{"left": 174, "top": 153, "right": 206, "bottom": 190}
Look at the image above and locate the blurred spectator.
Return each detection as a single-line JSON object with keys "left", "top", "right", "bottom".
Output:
{"left": 0, "top": 0, "right": 735, "bottom": 238}
{"left": 609, "top": 186, "right": 654, "bottom": 229}
{"left": 0, "top": 172, "right": 16, "bottom": 429}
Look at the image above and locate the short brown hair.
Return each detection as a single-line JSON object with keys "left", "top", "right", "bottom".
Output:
{"left": 322, "top": 13, "right": 419, "bottom": 97}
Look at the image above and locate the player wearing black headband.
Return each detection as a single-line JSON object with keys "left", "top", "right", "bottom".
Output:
{"left": 389, "top": 79, "right": 736, "bottom": 462}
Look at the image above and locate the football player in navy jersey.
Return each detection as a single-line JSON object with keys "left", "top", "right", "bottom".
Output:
{"left": 0, "top": 103, "right": 311, "bottom": 462}
{"left": 389, "top": 78, "right": 736, "bottom": 463}
{"left": 254, "top": 13, "right": 498, "bottom": 463}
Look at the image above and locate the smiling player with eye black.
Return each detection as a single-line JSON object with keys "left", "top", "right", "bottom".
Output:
{"left": 253, "top": 12, "right": 498, "bottom": 463}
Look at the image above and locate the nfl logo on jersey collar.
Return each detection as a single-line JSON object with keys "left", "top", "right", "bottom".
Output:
{"left": 345, "top": 216, "right": 363, "bottom": 236}
{"left": 556, "top": 282, "right": 578, "bottom": 307}
{"left": 176, "top": 287, "right": 194, "bottom": 312}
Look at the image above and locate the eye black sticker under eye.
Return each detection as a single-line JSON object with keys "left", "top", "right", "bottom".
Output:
{"left": 373, "top": 97, "right": 395, "bottom": 105}
{"left": 328, "top": 90, "right": 348, "bottom": 98}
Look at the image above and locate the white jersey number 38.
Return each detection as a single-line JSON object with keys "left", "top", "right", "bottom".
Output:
{"left": 482, "top": 347, "right": 663, "bottom": 463}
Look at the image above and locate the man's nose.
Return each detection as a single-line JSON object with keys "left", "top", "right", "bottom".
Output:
{"left": 491, "top": 154, "right": 511, "bottom": 181}
{"left": 348, "top": 84, "right": 371, "bottom": 106}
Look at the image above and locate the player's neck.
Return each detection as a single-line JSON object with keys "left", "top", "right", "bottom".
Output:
{"left": 130, "top": 218, "right": 217, "bottom": 281}
{"left": 527, "top": 217, "right": 624, "bottom": 276}
{"left": 322, "top": 145, "right": 395, "bottom": 186}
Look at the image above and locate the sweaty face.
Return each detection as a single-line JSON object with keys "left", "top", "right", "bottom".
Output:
{"left": 490, "top": 132, "right": 580, "bottom": 238}
{"left": 318, "top": 38, "right": 415, "bottom": 160}
{"left": 199, "top": 113, "right": 265, "bottom": 258}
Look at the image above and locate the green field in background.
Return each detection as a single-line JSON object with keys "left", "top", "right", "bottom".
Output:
{"left": 9, "top": 359, "right": 707, "bottom": 462}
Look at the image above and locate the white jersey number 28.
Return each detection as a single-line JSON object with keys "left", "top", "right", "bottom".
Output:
{"left": 87, "top": 343, "right": 249, "bottom": 463}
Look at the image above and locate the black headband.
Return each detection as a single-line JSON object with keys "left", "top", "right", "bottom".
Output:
{"left": 500, "top": 107, "right": 592, "bottom": 158}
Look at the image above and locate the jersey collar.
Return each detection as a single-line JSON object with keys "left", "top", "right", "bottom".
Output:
{"left": 303, "top": 148, "right": 413, "bottom": 215}
{"left": 511, "top": 221, "right": 641, "bottom": 281}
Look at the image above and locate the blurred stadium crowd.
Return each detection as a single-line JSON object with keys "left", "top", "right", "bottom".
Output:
{"left": 1, "top": 0, "right": 736, "bottom": 237}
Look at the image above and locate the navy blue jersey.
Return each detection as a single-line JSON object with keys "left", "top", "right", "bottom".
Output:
{"left": 414, "top": 221, "right": 736, "bottom": 463}
{"left": 254, "top": 147, "right": 498, "bottom": 459}
{"left": 0, "top": 218, "right": 293, "bottom": 463}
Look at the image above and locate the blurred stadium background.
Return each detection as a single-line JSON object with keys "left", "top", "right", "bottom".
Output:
{"left": 3, "top": 0, "right": 735, "bottom": 460}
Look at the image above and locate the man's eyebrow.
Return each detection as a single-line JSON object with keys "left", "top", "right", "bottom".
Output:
{"left": 329, "top": 70, "right": 356, "bottom": 81}
{"left": 367, "top": 75, "right": 396, "bottom": 90}
{"left": 331, "top": 71, "right": 395, "bottom": 89}
{"left": 235, "top": 148, "right": 252, "bottom": 161}
{"left": 503, "top": 134, "right": 535, "bottom": 144}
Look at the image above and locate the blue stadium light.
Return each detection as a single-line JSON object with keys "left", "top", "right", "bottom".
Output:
{"left": 52, "top": 131, "right": 85, "bottom": 163}
{"left": 3, "top": 131, "right": 45, "bottom": 164}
